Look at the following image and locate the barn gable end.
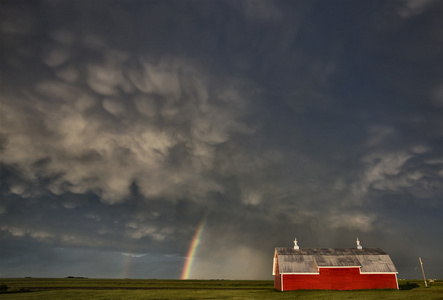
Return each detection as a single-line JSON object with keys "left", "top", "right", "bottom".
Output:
{"left": 273, "top": 240, "right": 398, "bottom": 291}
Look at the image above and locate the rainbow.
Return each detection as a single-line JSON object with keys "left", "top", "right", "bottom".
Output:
{"left": 121, "top": 253, "right": 134, "bottom": 279}
{"left": 120, "top": 252, "right": 148, "bottom": 278}
{"left": 181, "top": 215, "right": 207, "bottom": 279}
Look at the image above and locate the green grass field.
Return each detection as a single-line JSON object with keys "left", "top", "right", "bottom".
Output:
{"left": 0, "top": 278, "right": 441, "bottom": 299}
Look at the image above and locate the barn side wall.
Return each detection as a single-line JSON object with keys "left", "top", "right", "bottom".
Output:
{"left": 281, "top": 267, "right": 398, "bottom": 291}
{"left": 274, "top": 274, "right": 282, "bottom": 290}
{"left": 273, "top": 258, "right": 282, "bottom": 290}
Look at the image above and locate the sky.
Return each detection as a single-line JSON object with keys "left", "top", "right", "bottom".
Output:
{"left": 0, "top": 0, "right": 442, "bottom": 280}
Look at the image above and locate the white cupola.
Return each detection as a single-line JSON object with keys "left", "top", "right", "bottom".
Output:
{"left": 356, "top": 237, "right": 362, "bottom": 249}
{"left": 293, "top": 237, "right": 299, "bottom": 250}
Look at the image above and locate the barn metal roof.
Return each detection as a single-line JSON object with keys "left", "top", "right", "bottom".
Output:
{"left": 274, "top": 248, "right": 398, "bottom": 274}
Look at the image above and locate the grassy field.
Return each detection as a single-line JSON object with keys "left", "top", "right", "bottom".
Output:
{"left": 0, "top": 278, "right": 441, "bottom": 299}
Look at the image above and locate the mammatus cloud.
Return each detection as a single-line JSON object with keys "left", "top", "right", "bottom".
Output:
{"left": 396, "top": 0, "right": 438, "bottom": 18}
{"left": 0, "top": 44, "right": 257, "bottom": 204}
{"left": 353, "top": 125, "right": 443, "bottom": 202}
{"left": 236, "top": 0, "right": 283, "bottom": 22}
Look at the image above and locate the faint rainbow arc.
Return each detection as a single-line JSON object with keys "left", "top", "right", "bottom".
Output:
{"left": 121, "top": 254, "right": 133, "bottom": 279}
{"left": 181, "top": 215, "right": 207, "bottom": 280}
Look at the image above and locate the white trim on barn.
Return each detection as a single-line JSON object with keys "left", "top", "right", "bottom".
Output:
{"left": 279, "top": 272, "right": 320, "bottom": 275}
{"left": 317, "top": 266, "right": 361, "bottom": 268}
{"left": 359, "top": 272, "right": 399, "bottom": 274}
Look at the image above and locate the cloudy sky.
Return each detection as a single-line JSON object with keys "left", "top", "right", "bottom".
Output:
{"left": 1, "top": 0, "right": 442, "bottom": 280}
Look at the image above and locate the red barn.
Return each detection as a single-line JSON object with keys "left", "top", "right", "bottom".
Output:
{"left": 273, "top": 238, "right": 398, "bottom": 291}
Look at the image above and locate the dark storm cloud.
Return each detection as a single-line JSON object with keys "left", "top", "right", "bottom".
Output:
{"left": 1, "top": 0, "right": 442, "bottom": 279}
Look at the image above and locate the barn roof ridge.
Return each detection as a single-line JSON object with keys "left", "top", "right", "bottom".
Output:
{"left": 274, "top": 247, "right": 387, "bottom": 255}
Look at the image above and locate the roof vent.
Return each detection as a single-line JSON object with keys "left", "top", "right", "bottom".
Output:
{"left": 356, "top": 237, "right": 362, "bottom": 249}
{"left": 293, "top": 237, "right": 299, "bottom": 250}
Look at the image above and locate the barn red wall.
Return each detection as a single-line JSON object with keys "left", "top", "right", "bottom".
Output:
{"left": 280, "top": 267, "right": 398, "bottom": 291}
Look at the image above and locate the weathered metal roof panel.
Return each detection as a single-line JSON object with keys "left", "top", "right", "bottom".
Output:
{"left": 356, "top": 254, "right": 398, "bottom": 273}
{"left": 278, "top": 254, "right": 318, "bottom": 273}
{"left": 315, "top": 255, "right": 361, "bottom": 267}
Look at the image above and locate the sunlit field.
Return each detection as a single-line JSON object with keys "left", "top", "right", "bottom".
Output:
{"left": 0, "top": 278, "right": 442, "bottom": 299}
